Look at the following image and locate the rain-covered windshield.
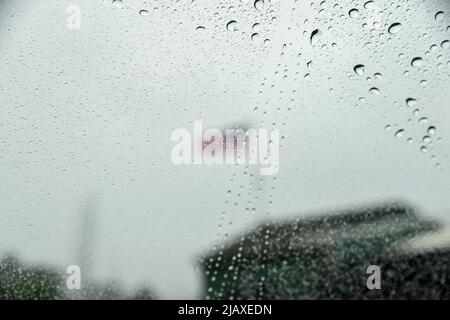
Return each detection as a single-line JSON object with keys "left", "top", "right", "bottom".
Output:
{"left": 0, "top": 0, "right": 450, "bottom": 300}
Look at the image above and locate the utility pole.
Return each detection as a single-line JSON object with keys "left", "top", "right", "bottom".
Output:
{"left": 76, "top": 195, "right": 98, "bottom": 295}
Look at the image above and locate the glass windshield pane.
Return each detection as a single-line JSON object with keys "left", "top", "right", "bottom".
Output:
{"left": 0, "top": 0, "right": 450, "bottom": 300}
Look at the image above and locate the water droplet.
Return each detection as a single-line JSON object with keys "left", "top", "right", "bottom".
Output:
{"left": 251, "top": 33, "right": 260, "bottom": 41}
{"left": 441, "top": 40, "right": 450, "bottom": 49}
{"left": 423, "top": 136, "right": 432, "bottom": 144}
{"left": 364, "top": 1, "right": 375, "bottom": 9}
{"left": 369, "top": 87, "right": 380, "bottom": 95}
{"left": 226, "top": 20, "right": 238, "bottom": 31}
{"left": 388, "top": 23, "right": 402, "bottom": 34}
{"left": 139, "top": 9, "right": 149, "bottom": 16}
{"left": 349, "top": 9, "right": 360, "bottom": 18}
{"left": 353, "top": 64, "right": 365, "bottom": 75}
{"left": 112, "top": 0, "right": 123, "bottom": 8}
{"left": 435, "top": 11, "right": 445, "bottom": 21}
{"left": 419, "top": 117, "right": 428, "bottom": 124}
{"left": 254, "top": 0, "right": 264, "bottom": 10}
{"left": 406, "top": 98, "right": 417, "bottom": 107}
{"left": 395, "top": 129, "right": 405, "bottom": 138}
{"left": 428, "top": 126, "right": 437, "bottom": 135}
{"left": 411, "top": 57, "right": 423, "bottom": 67}
{"left": 196, "top": 26, "right": 206, "bottom": 31}
{"left": 420, "top": 146, "right": 428, "bottom": 153}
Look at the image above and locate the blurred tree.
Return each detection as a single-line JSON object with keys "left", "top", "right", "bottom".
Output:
{"left": 0, "top": 255, "right": 64, "bottom": 300}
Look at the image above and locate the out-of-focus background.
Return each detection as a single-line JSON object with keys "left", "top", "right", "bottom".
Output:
{"left": 0, "top": 0, "right": 450, "bottom": 299}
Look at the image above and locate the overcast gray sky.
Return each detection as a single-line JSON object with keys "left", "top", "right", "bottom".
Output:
{"left": 0, "top": 0, "right": 449, "bottom": 298}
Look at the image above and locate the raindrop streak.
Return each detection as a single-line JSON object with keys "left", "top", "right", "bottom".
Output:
{"left": 388, "top": 23, "right": 402, "bottom": 34}
{"left": 411, "top": 57, "right": 423, "bottom": 67}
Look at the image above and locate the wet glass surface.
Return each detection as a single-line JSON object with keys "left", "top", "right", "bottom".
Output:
{"left": 0, "top": 0, "right": 450, "bottom": 299}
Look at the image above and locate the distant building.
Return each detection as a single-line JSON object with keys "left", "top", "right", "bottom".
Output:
{"left": 201, "top": 202, "right": 450, "bottom": 299}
